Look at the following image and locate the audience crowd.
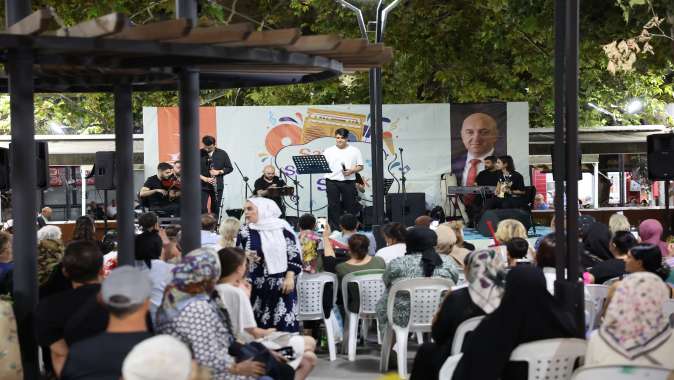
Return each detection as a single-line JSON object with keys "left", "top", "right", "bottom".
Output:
{"left": 0, "top": 198, "right": 673, "bottom": 380}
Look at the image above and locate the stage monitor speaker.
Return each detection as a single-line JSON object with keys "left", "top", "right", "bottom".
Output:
{"left": 386, "top": 193, "right": 425, "bottom": 227}
{"left": 95, "top": 151, "right": 116, "bottom": 190}
{"left": 0, "top": 148, "right": 9, "bottom": 191}
{"left": 7, "top": 141, "right": 49, "bottom": 190}
{"left": 551, "top": 144, "right": 582, "bottom": 180}
{"left": 647, "top": 133, "right": 674, "bottom": 180}
{"left": 477, "top": 209, "right": 532, "bottom": 238}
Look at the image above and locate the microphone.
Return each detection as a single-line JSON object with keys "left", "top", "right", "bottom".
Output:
{"left": 399, "top": 147, "right": 404, "bottom": 153}
{"left": 341, "top": 163, "right": 347, "bottom": 172}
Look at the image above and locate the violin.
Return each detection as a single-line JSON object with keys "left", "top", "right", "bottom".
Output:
{"left": 161, "top": 175, "right": 181, "bottom": 201}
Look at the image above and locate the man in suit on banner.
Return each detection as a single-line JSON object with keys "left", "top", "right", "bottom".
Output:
{"left": 451, "top": 112, "right": 501, "bottom": 187}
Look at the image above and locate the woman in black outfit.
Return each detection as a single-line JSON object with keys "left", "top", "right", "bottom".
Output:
{"left": 410, "top": 249, "right": 506, "bottom": 380}
{"left": 452, "top": 266, "right": 577, "bottom": 380}
{"left": 484, "top": 155, "right": 527, "bottom": 211}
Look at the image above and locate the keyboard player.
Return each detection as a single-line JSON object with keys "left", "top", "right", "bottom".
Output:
{"left": 469, "top": 155, "right": 499, "bottom": 225}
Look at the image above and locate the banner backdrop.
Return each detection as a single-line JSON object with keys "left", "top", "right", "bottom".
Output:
{"left": 143, "top": 103, "right": 529, "bottom": 216}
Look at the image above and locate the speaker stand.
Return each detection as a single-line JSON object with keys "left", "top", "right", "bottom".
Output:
{"left": 665, "top": 180, "right": 672, "bottom": 236}
{"left": 399, "top": 148, "right": 407, "bottom": 225}
{"left": 103, "top": 190, "right": 109, "bottom": 234}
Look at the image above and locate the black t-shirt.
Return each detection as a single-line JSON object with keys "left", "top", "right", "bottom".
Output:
{"left": 60, "top": 331, "right": 152, "bottom": 380}
{"left": 63, "top": 295, "right": 110, "bottom": 346}
{"left": 143, "top": 175, "right": 171, "bottom": 208}
{"left": 475, "top": 169, "right": 500, "bottom": 187}
{"left": 253, "top": 176, "right": 286, "bottom": 195}
{"left": 432, "top": 287, "right": 486, "bottom": 354}
{"left": 134, "top": 231, "right": 163, "bottom": 267}
{"left": 35, "top": 284, "right": 107, "bottom": 347}
{"left": 498, "top": 171, "right": 525, "bottom": 194}
{"left": 589, "top": 258, "right": 625, "bottom": 284}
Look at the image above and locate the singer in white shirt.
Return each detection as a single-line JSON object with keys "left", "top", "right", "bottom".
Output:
{"left": 323, "top": 128, "right": 364, "bottom": 230}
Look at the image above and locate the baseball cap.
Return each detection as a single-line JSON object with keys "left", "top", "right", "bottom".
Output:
{"left": 101, "top": 266, "right": 151, "bottom": 308}
{"left": 122, "top": 335, "right": 192, "bottom": 380}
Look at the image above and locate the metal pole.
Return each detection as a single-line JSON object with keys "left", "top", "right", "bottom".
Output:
{"left": 664, "top": 180, "right": 671, "bottom": 236}
{"left": 114, "top": 83, "right": 135, "bottom": 266}
{"left": 553, "top": 0, "right": 567, "bottom": 283}
{"left": 618, "top": 154, "right": 625, "bottom": 206}
{"left": 371, "top": 1, "right": 386, "bottom": 227}
{"left": 176, "top": 0, "right": 201, "bottom": 252}
{"left": 8, "top": 46, "right": 39, "bottom": 379}
{"left": 178, "top": 68, "right": 201, "bottom": 252}
{"left": 563, "top": 0, "right": 584, "bottom": 337}
{"left": 5, "top": 0, "right": 31, "bottom": 26}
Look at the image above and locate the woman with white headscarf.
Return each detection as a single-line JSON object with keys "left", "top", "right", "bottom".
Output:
{"left": 585, "top": 271, "right": 674, "bottom": 369}
{"left": 237, "top": 197, "right": 302, "bottom": 332}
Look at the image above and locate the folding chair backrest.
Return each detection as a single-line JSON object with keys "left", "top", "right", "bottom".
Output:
{"left": 296, "top": 272, "right": 337, "bottom": 320}
{"left": 450, "top": 315, "right": 485, "bottom": 355}
{"left": 570, "top": 365, "right": 673, "bottom": 380}
{"left": 585, "top": 284, "right": 608, "bottom": 328}
{"left": 584, "top": 299, "right": 595, "bottom": 333}
{"left": 509, "top": 338, "right": 587, "bottom": 380}
{"left": 386, "top": 277, "right": 452, "bottom": 330}
{"left": 341, "top": 269, "right": 386, "bottom": 316}
{"left": 602, "top": 277, "right": 620, "bottom": 286}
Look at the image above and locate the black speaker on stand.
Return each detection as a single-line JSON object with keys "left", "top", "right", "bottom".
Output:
{"left": 386, "top": 193, "right": 425, "bottom": 227}
{"left": 647, "top": 133, "right": 674, "bottom": 235}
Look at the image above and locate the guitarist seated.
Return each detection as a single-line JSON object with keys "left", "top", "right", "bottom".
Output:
{"left": 483, "top": 155, "right": 527, "bottom": 211}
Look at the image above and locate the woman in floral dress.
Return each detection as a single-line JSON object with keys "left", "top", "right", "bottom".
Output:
{"left": 238, "top": 197, "right": 302, "bottom": 333}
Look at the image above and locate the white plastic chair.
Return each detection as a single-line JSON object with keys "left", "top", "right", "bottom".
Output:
{"left": 602, "top": 277, "right": 620, "bottom": 286}
{"left": 341, "top": 269, "right": 386, "bottom": 361}
{"left": 509, "top": 338, "right": 587, "bottom": 380}
{"left": 571, "top": 365, "right": 673, "bottom": 380}
{"left": 585, "top": 284, "right": 608, "bottom": 329}
{"left": 379, "top": 277, "right": 453, "bottom": 379}
{"left": 584, "top": 299, "right": 596, "bottom": 333}
{"left": 296, "top": 272, "right": 338, "bottom": 361}
{"left": 450, "top": 315, "right": 485, "bottom": 355}
{"left": 439, "top": 338, "right": 587, "bottom": 380}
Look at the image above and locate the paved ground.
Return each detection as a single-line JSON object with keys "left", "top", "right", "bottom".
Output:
{"left": 310, "top": 338, "right": 419, "bottom": 380}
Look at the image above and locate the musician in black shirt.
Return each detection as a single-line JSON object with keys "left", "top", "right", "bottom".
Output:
{"left": 139, "top": 162, "right": 180, "bottom": 216}
{"left": 469, "top": 155, "right": 499, "bottom": 225}
{"left": 200, "top": 135, "right": 233, "bottom": 217}
{"left": 253, "top": 165, "right": 286, "bottom": 215}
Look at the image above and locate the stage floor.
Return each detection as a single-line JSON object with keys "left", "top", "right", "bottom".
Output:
{"left": 464, "top": 225, "right": 552, "bottom": 250}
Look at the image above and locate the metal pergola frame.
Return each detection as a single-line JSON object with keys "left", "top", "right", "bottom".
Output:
{"left": 3, "top": 0, "right": 360, "bottom": 376}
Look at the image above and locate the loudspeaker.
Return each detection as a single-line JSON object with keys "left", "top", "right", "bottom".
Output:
{"left": 386, "top": 193, "right": 426, "bottom": 227}
{"left": 551, "top": 145, "right": 582, "bottom": 180}
{"left": 94, "top": 151, "right": 116, "bottom": 190}
{"left": 0, "top": 148, "right": 9, "bottom": 191}
{"left": 647, "top": 133, "right": 674, "bottom": 180}
{"left": 477, "top": 209, "right": 532, "bottom": 237}
{"left": 7, "top": 141, "right": 49, "bottom": 190}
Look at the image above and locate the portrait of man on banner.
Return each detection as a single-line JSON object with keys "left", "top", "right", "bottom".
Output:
{"left": 450, "top": 103, "right": 508, "bottom": 186}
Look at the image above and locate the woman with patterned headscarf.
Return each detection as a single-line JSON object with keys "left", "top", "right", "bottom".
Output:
{"left": 410, "top": 249, "right": 506, "bottom": 380}
{"left": 237, "top": 197, "right": 302, "bottom": 333}
{"left": 585, "top": 272, "right": 674, "bottom": 369}
{"left": 156, "top": 247, "right": 294, "bottom": 380}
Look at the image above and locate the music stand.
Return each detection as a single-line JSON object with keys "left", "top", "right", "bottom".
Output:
{"left": 292, "top": 155, "right": 332, "bottom": 214}
{"left": 383, "top": 178, "right": 394, "bottom": 195}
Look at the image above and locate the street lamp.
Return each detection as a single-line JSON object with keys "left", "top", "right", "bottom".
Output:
{"left": 336, "top": 0, "right": 402, "bottom": 228}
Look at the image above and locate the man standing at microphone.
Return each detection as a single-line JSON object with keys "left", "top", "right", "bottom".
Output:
{"left": 323, "top": 128, "right": 364, "bottom": 230}
{"left": 200, "top": 135, "right": 233, "bottom": 218}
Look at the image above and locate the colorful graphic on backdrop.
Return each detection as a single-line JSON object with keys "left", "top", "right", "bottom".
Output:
{"left": 157, "top": 107, "right": 217, "bottom": 164}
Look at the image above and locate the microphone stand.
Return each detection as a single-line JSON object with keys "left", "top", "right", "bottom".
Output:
{"left": 281, "top": 169, "right": 303, "bottom": 221}
{"left": 233, "top": 160, "right": 254, "bottom": 199}
{"left": 399, "top": 147, "right": 407, "bottom": 225}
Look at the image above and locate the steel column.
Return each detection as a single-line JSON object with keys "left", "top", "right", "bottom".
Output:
{"left": 5, "top": 0, "right": 31, "bottom": 26}
{"left": 553, "top": 0, "right": 567, "bottom": 283}
{"left": 114, "top": 83, "right": 135, "bottom": 266}
{"left": 8, "top": 46, "right": 39, "bottom": 379}
{"left": 178, "top": 67, "right": 201, "bottom": 252}
{"left": 177, "top": 0, "right": 201, "bottom": 252}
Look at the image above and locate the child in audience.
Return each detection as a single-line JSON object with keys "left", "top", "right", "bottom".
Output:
{"left": 505, "top": 237, "right": 530, "bottom": 268}
{"left": 297, "top": 214, "right": 322, "bottom": 273}
{"left": 218, "top": 217, "right": 240, "bottom": 249}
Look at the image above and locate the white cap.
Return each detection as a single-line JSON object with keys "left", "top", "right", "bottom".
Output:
{"left": 122, "top": 335, "right": 192, "bottom": 380}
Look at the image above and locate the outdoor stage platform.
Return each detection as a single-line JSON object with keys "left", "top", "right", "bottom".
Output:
{"left": 463, "top": 226, "right": 552, "bottom": 250}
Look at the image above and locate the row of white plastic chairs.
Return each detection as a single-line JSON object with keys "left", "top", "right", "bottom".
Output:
{"left": 295, "top": 271, "right": 674, "bottom": 379}
{"left": 439, "top": 338, "right": 674, "bottom": 380}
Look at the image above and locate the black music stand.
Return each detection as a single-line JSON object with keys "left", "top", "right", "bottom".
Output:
{"left": 383, "top": 178, "right": 394, "bottom": 195}
{"left": 292, "top": 155, "right": 331, "bottom": 215}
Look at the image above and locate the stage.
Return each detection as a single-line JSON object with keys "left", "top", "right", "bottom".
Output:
{"left": 463, "top": 225, "right": 552, "bottom": 250}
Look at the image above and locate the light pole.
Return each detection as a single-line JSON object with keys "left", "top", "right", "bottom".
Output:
{"left": 336, "top": 0, "right": 402, "bottom": 230}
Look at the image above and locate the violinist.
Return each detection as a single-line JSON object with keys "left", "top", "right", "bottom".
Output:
{"left": 139, "top": 162, "right": 181, "bottom": 216}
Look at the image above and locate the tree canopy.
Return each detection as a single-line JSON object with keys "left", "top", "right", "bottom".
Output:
{"left": 0, "top": 0, "right": 671, "bottom": 134}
